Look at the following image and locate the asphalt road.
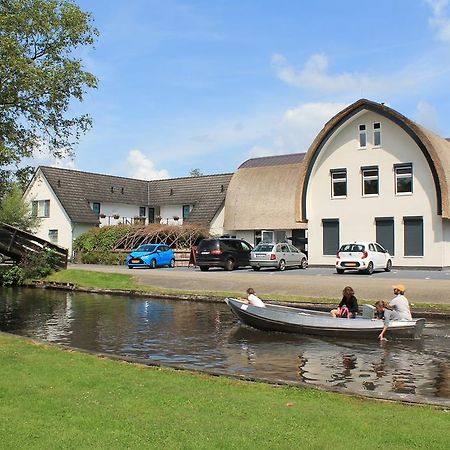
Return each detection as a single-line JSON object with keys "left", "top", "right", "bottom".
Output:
{"left": 70, "top": 264, "right": 450, "bottom": 305}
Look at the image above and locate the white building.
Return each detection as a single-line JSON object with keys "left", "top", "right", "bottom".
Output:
{"left": 24, "top": 166, "right": 232, "bottom": 256}
{"left": 224, "top": 99, "right": 450, "bottom": 269}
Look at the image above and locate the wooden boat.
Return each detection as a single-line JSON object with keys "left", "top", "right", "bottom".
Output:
{"left": 225, "top": 298, "right": 426, "bottom": 339}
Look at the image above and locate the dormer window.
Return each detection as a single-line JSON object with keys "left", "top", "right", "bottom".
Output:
{"left": 359, "top": 124, "right": 367, "bottom": 148}
{"left": 373, "top": 122, "right": 381, "bottom": 147}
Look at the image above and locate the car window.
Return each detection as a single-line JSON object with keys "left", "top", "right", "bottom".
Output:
{"left": 280, "top": 244, "right": 290, "bottom": 252}
{"left": 375, "top": 243, "right": 385, "bottom": 253}
{"left": 254, "top": 244, "right": 274, "bottom": 252}
{"left": 240, "top": 241, "right": 252, "bottom": 251}
{"left": 289, "top": 245, "right": 299, "bottom": 253}
{"left": 137, "top": 244, "right": 157, "bottom": 252}
{"left": 339, "top": 244, "right": 365, "bottom": 252}
{"left": 276, "top": 244, "right": 282, "bottom": 252}
{"left": 369, "top": 244, "right": 376, "bottom": 252}
{"left": 197, "top": 240, "right": 219, "bottom": 251}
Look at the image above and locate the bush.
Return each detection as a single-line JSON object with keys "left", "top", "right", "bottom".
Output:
{"left": 1, "top": 265, "right": 25, "bottom": 286}
{"left": 20, "top": 248, "right": 62, "bottom": 279}
{"left": 79, "top": 251, "right": 126, "bottom": 265}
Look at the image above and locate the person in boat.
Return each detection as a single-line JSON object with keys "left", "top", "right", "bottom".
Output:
{"left": 244, "top": 288, "right": 266, "bottom": 308}
{"left": 374, "top": 300, "right": 387, "bottom": 319}
{"left": 378, "top": 284, "right": 412, "bottom": 341}
{"left": 330, "top": 286, "right": 358, "bottom": 319}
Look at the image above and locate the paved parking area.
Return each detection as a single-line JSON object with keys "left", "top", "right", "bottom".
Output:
{"left": 70, "top": 264, "right": 450, "bottom": 304}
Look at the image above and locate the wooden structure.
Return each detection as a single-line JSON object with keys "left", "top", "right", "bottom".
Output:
{"left": 0, "top": 222, "right": 68, "bottom": 268}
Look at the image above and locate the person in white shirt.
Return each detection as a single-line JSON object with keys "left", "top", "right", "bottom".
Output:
{"left": 378, "top": 284, "right": 412, "bottom": 341}
{"left": 245, "top": 287, "right": 265, "bottom": 308}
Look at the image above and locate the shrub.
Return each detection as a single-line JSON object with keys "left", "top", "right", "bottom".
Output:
{"left": 2, "top": 265, "right": 25, "bottom": 286}
{"left": 20, "top": 248, "right": 62, "bottom": 279}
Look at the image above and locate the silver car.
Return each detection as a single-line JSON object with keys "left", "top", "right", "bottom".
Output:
{"left": 250, "top": 243, "right": 308, "bottom": 271}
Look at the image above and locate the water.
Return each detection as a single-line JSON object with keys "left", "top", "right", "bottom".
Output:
{"left": 1, "top": 287, "right": 449, "bottom": 405}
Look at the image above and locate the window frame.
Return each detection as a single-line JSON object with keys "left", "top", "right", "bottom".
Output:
{"left": 361, "top": 166, "right": 379, "bottom": 197}
{"left": 373, "top": 122, "right": 382, "bottom": 147}
{"left": 330, "top": 168, "right": 347, "bottom": 199}
{"left": 358, "top": 124, "right": 367, "bottom": 148}
{"left": 48, "top": 229, "right": 58, "bottom": 244}
{"left": 394, "top": 163, "right": 413, "bottom": 195}
{"left": 92, "top": 202, "right": 101, "bottom": 215}
{"left": 182, "top": 204, "right": 191, "bottom": 220}
{"left": 32, "top": 199, "right": 50, "bottom": 218}
{"left": 139, "top": 206, "right": 146, "bottom": 217}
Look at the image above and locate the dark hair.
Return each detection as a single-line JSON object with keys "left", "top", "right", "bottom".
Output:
{"left": 375, "top": 300, "right": 386, "bottom": 308}
{"left": 247, "top": 288, "right": 255, "bottom": 295}
{"left": 342, "top": 286, "right": 354, "bottom": 297}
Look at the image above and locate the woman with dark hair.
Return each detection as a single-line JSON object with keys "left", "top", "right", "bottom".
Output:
{"left": 331, "top": 286, "right": 359, "bottom": 319}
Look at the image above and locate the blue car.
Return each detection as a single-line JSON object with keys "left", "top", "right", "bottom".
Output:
{"left": 126, "top": 244, "right": 175, "bottom": 269}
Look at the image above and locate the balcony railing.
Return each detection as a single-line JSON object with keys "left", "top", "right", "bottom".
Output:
{"left": 98, "top": 215, "right": 184, "bottom": 227}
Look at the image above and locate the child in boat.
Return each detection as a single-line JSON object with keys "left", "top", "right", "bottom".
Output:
{"left": 244, "top": 288, "right": 266, "bottom": 308}
{"left": 374, "top": 300, "right": 386, "bottom": 319}
{"left": 331, "top": 286, "right": 359, "bottom": 319}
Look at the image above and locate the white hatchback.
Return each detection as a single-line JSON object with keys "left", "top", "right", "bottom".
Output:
{"left": 335, "top": 242, "right": 393, "bottom": 275}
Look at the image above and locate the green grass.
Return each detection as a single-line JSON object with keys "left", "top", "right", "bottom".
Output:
{"left": 0, "top": 333, "right": 449, "bottom": 449}
{"left": 45, "top": 269, "right": 450, "bottom": 312}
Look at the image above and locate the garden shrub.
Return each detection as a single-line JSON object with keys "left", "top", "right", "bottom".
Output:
{"left": 2, "top": 265, "right": 25, "bottom": 286}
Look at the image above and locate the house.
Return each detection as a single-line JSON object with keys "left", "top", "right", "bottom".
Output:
{"left": 24, "top": 166, "right": 232, "bottom": 256}
{"left": 224, "top": 99, "right": 450, "bottom": 268}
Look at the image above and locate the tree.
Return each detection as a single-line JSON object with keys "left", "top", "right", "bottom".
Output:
{"left": 189, "top": 168, "right": 203, "bottom": 177}
{"left": 0, "top": 0, "right": 98, "bottom": 192}
{"left": 0, "top": 183, "right": 41, "bottom": 232}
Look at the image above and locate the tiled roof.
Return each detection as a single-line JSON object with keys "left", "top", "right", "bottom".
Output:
{"left": 38, "top": 166, "right": 232, "bottom": 225}
{"left": 238, "top": 153, "right": 306, "bottom": 169}
{"left": 148, "top": 173, "right": 233, "bottom": 225}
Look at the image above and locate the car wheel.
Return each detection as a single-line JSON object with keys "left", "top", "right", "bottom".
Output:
{"left": 366, "top": 261, "right": 374, "bottom": 275}
{"left": 224, "top": 259, "right": 235, "bottom": 271}
{"left": 300, "top": 258, "right": 307, "bottom": 269}
{"left": 385, "top": 259, "right": 392, "bottom": 272}
{"left": 278, "top": 259, "right": 286, "bottom": 271}
{"left": 169, "top": 258, "right": 175, "bottom": 268}
{"left": 150, "top": 259, "right": 157, "bottom": 269}
{"left": 128, "top": 265, "right": 133, "bottom": 269}
{"left": 199, "top": 266, "right": 209, "bottom": 271}
{"left": 252, "top": 266, "right": 261, "bottom": 271}
{"left": 336, "top": 268, "right": 345, "bottom": 274}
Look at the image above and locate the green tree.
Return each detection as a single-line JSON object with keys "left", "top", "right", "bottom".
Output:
{"left": 0, "top": 0, "right": 98, "bottom": 192}
{"left": 189, "top": 168, "right": 203, "bottom": 177}
{"left": 0, "top": 183, "right": 41, "bottom": 232}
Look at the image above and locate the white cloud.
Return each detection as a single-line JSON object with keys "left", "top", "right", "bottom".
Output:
{"left": 425, "top": 0, "right": 450, "bottom": 42}
{"left": 30, "top": 140, "right": 75, "bottom": 169}
{"left": 125, "top": 149, "right": 170, "bottom": 180}
{"left": 271, "top": 53, "right": 420, "bottom": 96}
{"left": 415, "top": 100, "right": 440, "bottom": 132}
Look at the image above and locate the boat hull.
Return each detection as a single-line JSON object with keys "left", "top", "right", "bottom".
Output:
{"left": 225, "top": 298, "right": 425, "bottom": 339}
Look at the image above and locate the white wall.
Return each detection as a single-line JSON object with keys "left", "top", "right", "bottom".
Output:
{"left": 443, "top": 220, "right": 450, "bottom": 267}
{"left": 209, "top": 206, "right": 225, "bottom": 236}
{"left": 24, "top": 170, "right": 73, "bottom": 253}
{"left": 160, "top": 205, "right": 185, "bottom": 225}
{"left": 306, "top": 110, "right": 444, "bottom": 267}
{"left": 94, "top": 202, "right": 144, "bottom": 225}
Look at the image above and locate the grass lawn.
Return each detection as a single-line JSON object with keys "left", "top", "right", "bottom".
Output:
{"left": 0, "top": 333, "right": 449, "bottom": 449}
{"left": 46, "top": 269, "right": 450, "bottom": 312}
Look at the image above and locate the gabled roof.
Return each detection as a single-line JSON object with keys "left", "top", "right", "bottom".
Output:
{"left": 37, "top": 166, "right": 233, "bottom": 226}
{"left": 148, "top": 173, "right": 233, "bottom": 225}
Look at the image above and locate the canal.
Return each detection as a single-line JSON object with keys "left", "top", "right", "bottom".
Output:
{"left": 1, "top": 287, "right": 449, "bottom": 406}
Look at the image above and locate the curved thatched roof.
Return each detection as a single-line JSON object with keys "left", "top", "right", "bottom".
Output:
{"left": 224, "top": 153, "right": 307, "bottom": 230}
{"left": 295, "top": 98, "right": 450, "bottom": 221}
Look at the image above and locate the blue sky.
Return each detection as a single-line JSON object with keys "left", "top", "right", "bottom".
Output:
{"left": 36, "top": 0, "right": 450, "bottom": 179}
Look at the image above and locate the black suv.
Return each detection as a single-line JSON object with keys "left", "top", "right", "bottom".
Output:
{"left": 196, "top": 238, "right": 253, "bottom": 271}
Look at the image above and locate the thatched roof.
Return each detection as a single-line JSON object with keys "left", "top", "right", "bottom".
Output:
{"left": 296, "top": 99, "right": 450, "bottom": 220}
{"left": 224, "top": 153, "right": 307, "bottom": 230}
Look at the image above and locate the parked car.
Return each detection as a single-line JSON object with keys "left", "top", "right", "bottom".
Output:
{"left": 196, "top": 238, "right": 253, "bottom": 271}
{"left": 126, "top": 244, "right": 175, "bottom": 269}
{"left": 335, "top": 242, "right": 392, "bottom": 275}
{"left": 250, "top": 242, "right": 308, "bottom": 271}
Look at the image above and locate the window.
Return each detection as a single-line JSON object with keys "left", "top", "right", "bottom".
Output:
{"left": 322, "top": 219, "right": 339, "bottom": 255}
{"left": 148, "top": 207, "right": 155, "bottom": 223}
{"left": 359, "top": 124, "right": 367, "bottom": 148}
{"left": 373, "top": 122, "right": 381, "bottom": 146}
{"left": 330, "top": 169, "right": 347, "bottom": 198}
{"left": 92, "top": 202, "right": 101, "bottom": 215}
{"left": 394, "top": 163, "right": 413, "bottom": 194}
{"left": 362, "top": 166, "right": 379, "bottom": 196}
{"left": 32, "top": 200, "right": 50, "bottom": 218}
{"left": 48, "top": 229, "right": 58, "bottom": 244}
{"left": 139, "top": 206, "right": 146, "bottom": 217}
{"left": 404, "top": 216, "right": 423, "bottom": 256}
{"left": 280, "top": 244, "right": 290, "bottom": 252}
{"left": 183, "top": 205, "right": 191, "bottom": 220}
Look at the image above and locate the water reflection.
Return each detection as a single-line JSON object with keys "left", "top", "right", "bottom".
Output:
{"left": 0, "top": 287, "right": 449, "bottom": 405}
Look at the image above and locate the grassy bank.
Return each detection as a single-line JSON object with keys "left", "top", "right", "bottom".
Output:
{"left": 46, "top": 269, "right": 450, "bottom": 312}
{"left": 0, "top": 333, "right": 449, "bottom": 449}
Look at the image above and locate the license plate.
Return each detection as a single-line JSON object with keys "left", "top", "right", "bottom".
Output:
{"left": 201, "top": 251, "right": 209, "bottom": 255}
{"left": 345, "top": 262, "right": 357, "bottom": 267}
{"left": 255, "top": 254, "right": 265, "bottom": 258}
{"left": 131, "top": 259, "right": 140, "bottom": 263}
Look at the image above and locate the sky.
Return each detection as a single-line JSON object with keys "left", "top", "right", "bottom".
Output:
{"left": 34, "top": 0, "right": 450, "bottom": 180}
